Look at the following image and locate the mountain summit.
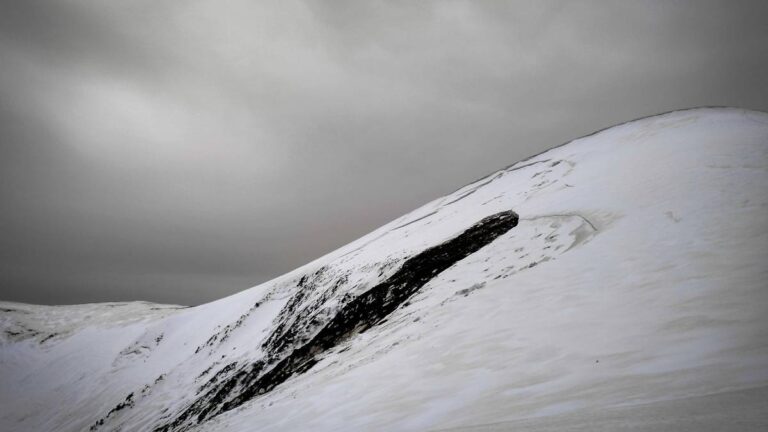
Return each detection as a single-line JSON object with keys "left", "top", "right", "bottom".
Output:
{"left": 2, "top": 107, "right": 767, "bottom": 431}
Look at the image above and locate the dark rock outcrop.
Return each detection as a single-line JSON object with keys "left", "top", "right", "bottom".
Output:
{"left": 156, "top": 210, "right": 519, "bottom": 432}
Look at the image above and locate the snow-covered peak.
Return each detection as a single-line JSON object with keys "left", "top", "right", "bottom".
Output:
{"left": 2, "top": 107, "right": 767, "bottom": 431}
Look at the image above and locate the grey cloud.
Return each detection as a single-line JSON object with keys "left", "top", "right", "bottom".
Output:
{"left": 1, "top": 0, "right": 767, "bottom": 305}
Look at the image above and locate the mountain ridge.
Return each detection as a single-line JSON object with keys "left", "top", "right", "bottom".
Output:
{"left": 2, "top": 106, "right": 767, "bottom": 431}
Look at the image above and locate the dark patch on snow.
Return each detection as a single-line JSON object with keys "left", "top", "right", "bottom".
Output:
{"left": 455, "top": 282, "right": 486, "bottom": 297}
{"left": 4, "top": 324, "right": 41, "bottom": 340}
{"left": 198, "top": 362, "right": 238, "bottom": 393}
{"left": 196, "top": 362, "right": 219, "bottom": 380}
{"left": 194, "top": 302, "right": 262, "bottom": 354}
{"left": 40, "top": 333, "right": 57, "bottom": 344}
{"left": 90, "top": 393, "right": 135, "bottom": 430}
{"left": 155, "top": 210, "right": 519, "bottom": 432}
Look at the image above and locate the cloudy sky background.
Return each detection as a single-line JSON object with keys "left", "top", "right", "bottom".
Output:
{"left": 2, "top": 0, "right": 768, "bottom": 305}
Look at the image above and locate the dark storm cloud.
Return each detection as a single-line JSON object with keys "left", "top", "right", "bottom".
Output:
{"left": 2, "top": 0, "right": 768, "bottom": 305}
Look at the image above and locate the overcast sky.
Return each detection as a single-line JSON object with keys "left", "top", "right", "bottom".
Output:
{"left": 2, "top": 0, "right": 767, "bottom": 306}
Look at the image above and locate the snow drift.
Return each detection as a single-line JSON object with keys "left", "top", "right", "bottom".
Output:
{"left": 1, "top": 107, "right": 767, "bottom": 431}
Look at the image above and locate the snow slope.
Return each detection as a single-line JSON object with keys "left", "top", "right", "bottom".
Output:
{"left": 1, "top": 107, "right": 767, "bottom": 431}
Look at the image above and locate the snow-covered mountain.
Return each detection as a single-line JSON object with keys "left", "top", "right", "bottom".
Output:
{"left": 1, "top": 107, "right": 767, "bottom": 431}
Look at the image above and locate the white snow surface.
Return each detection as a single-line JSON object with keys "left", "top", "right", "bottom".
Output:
{"left": 1, "top": 107, "right": 767, "bottom": 431}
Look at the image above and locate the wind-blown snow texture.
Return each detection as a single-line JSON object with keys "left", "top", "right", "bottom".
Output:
{"left": 1, "top": 107, "right": 767, "bottom": 431}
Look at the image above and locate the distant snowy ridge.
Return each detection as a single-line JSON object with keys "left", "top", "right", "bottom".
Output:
{"left": 1, "top": 107, "right": 767, "bottom": 432}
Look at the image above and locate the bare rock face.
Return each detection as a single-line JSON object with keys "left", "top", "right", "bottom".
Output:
{"left": 160, "top": 211, "right": 519, "bottom": 431}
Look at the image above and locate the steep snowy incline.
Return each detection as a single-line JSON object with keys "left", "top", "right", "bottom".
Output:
{"left": 1, "top": 107, "right": 767, "bottom": 431}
